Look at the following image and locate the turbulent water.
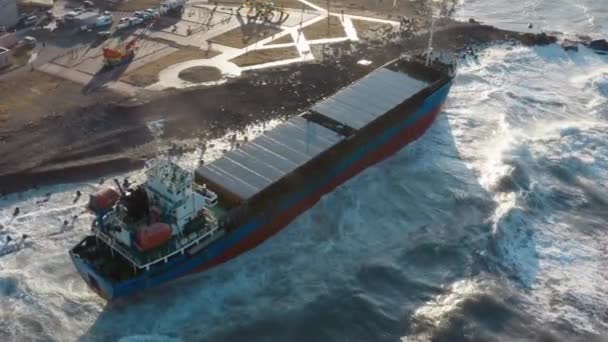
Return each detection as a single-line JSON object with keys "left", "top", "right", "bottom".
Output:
{"left": 2, "top": 1, "right": 608, "bottom": 341}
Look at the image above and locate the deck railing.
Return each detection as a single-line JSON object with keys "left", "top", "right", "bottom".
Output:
{"left": 94, "top": 210, "right": 220, "bottom": 270}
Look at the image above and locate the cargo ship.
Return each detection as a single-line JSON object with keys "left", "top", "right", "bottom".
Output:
{"left": 70, "top": 56, "right": 455, "bottom": 299}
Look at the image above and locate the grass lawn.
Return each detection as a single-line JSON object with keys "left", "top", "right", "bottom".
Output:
{"left": 121, "top": 47, "right": 221, "bottom": 86}
{"left": 230, "top": 46, "right": 300, "bottom": 66}
{"left": 302, "top": 15, "right": 346, "bottom": 40}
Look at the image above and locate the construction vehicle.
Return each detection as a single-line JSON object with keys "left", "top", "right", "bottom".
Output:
{"left": 102, "top": 21, "right": 154, "bottom": 68}
{"left": 102, "top": 39, "right": 136, "bottom": 68}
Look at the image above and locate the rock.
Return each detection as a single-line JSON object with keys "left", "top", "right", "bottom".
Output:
{"left": 577, "top": 35, "right": 592, "bottom": 43}
{"left": 519, "top": 32, "right": 557, "bottom": 46}
{"left": 561, "top": 39, "right": 579, "bottom": 52}
{"left": 588, "top": 39, "right": 608, "bottom": 52}
{"left": 13, "top": 207, "right": 19, "bottom": 216}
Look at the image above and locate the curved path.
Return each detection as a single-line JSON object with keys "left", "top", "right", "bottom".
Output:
{"left": 147, "top": 0, "right": 399, "bottom": 90}
{"left": 148, "top": 57, "right": 241, "bottom": 90}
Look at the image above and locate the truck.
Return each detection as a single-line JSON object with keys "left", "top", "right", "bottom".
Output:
{"left": 63, "top": 9, "right": 85, "bottom": 22}
{"left": 116, "top": 16, "right": 143, "bottom": 30}
{"left": 80, "top": 15, "right": 113, "bottom": 31}
{"left": 159, "top": 0, "right": 187, "bottom": 15}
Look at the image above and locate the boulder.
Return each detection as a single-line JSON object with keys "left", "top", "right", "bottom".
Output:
{"left": 588, "top": 39, "right": 608, "bottom": 52}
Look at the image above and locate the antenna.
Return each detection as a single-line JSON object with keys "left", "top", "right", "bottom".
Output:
{"left": 426, "top": 0, "right": 448, "bottom": 67}
{"left": 114, "top": 178, "right": 125, "bottom": 196}
{"left": 147, "top": 119, "right": 167, "bottom": 161}
{"left": 321, "top": 0, "right": 331, "bottom": 61}
{"left": 425, "top": 13, "right": 435, "bottom": 67}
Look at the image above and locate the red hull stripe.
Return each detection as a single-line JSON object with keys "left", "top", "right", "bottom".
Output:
{"left": 195, "top": 105, "right": 443, "bottom": 272}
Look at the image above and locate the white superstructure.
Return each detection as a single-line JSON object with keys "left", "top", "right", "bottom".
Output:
{"left": 144, "top": 160, "right": 215, "bottom": 235}
{"left": 90, "top": 159, "right": 222, "bottom": 270}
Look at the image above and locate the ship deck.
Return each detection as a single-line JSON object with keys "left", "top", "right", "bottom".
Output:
{"left": 94, "top": 207, "right": 224, "bottom": 270}
{"left": 196, "top": 57, "right": 450, "bottom": 204}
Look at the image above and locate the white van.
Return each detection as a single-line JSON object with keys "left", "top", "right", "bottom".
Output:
{"left": 95, "top": 15, "right": 113, "bottom": 27}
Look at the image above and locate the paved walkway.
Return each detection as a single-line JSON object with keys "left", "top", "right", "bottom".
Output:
{"left": 38, "top": 62, "right": 140, "bottom": 96}
{"left": 23, "top": 0, "right": 403, "bottom": 93}
{"left": 148, "top": 0, "right": 400, "bottom": 90}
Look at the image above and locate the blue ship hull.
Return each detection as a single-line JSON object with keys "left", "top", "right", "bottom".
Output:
{"left": 71, "top": 79, "right": 453, "bottom": 300}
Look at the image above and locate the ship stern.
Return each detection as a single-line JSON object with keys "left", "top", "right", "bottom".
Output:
{"left": 69, "top": 236, "right": 116, "bottom": 300}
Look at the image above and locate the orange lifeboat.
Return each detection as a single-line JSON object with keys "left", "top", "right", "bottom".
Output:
{"left": 136, "top": 223, "right": 172, "bottom": 252}
{"left": 88, "top": 188, "right": 121, "bottom": 214}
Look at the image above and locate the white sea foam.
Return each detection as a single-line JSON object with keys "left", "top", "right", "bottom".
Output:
{"left": 446, "top": 43, "right": 608, "bottom": 335}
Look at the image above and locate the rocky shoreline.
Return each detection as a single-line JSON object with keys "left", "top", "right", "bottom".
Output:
{"left": 1, "top": 20, "right": 599, "bottom": 196}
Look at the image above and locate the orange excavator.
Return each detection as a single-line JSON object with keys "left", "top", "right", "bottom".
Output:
{"left": 102, "top": 20, "right": 155, "bottom": 68}
{"left": 102, "top": 39, "right": 137, "bottom": 67}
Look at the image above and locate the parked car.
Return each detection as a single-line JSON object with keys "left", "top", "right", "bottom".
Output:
{"left": 117, "top": 22, "right": 129, "bottom": 30}
{"left": 83, "top": 0, "right": 94, "bottom": 7}
{"left": 22, "top": 16, "right": 38, "bottom": 27}
{"left": 96, "top": 31, "right": 111, "bottom": 39}
{"left": 63, "top": 11, "right": 79, "bottom": 21}
{"left": 129, "top": 17, "right": 143, "bottom": 25}
{"left": 138, "top": 12, "right": 154, "bottom": 21}
{"left": 23, "top": 36, "right": 37, "bottom": 47}
{"left": 95, "top": 15, "right": 113, "bottom": 27}
{"left": 117, "top": 16, "right": 144, "bottom": 29}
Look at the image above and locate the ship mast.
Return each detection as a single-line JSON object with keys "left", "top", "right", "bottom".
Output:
{"left": 425, "top": 0, "right": 448, "bottom": 67}
{"left": 425, "top": 15, "right": 435, "bottom": 67}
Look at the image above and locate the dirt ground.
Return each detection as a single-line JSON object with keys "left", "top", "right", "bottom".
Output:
{"left": 0, "top": 58, "right": 368, "bottom": 193}
{"left": 210, "top": 23, "right": 282, "bottom": 48}
{"left": 0, "top": 71, "right": 115, "bottom": 129}
{"left": 2, "top": 46, "right": 33, "bottom": 73}
{"left": 112, "top": 0, "right": 161, "bottom": 12}
{"left": 0, "top": 45, "right": 36, "bottom": 75}
{"left": 121, "top": 47, "right": 221, "bottom": 86}
{"left": 309, "top": 0, "right": 438, "bottom": 21}
{"left": 302, "top": 15, "right": 346, "bottom": 40}
{"left": 217, "top": 0, "right": 312, "bottom": 11}
{"left": 178, "top": 66, "right": 223, "bottom": 83}
{"left": 268, "top": 34, "right": 294, "bottom": 45}
{"left": 0, "top": 70, "right": 138, "bottom": 192}
{"left": 230, "top": 46, "right": 300, "bottom": 66}
{"left": 352, "top": 19, "right": 395, "bottom": 40}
